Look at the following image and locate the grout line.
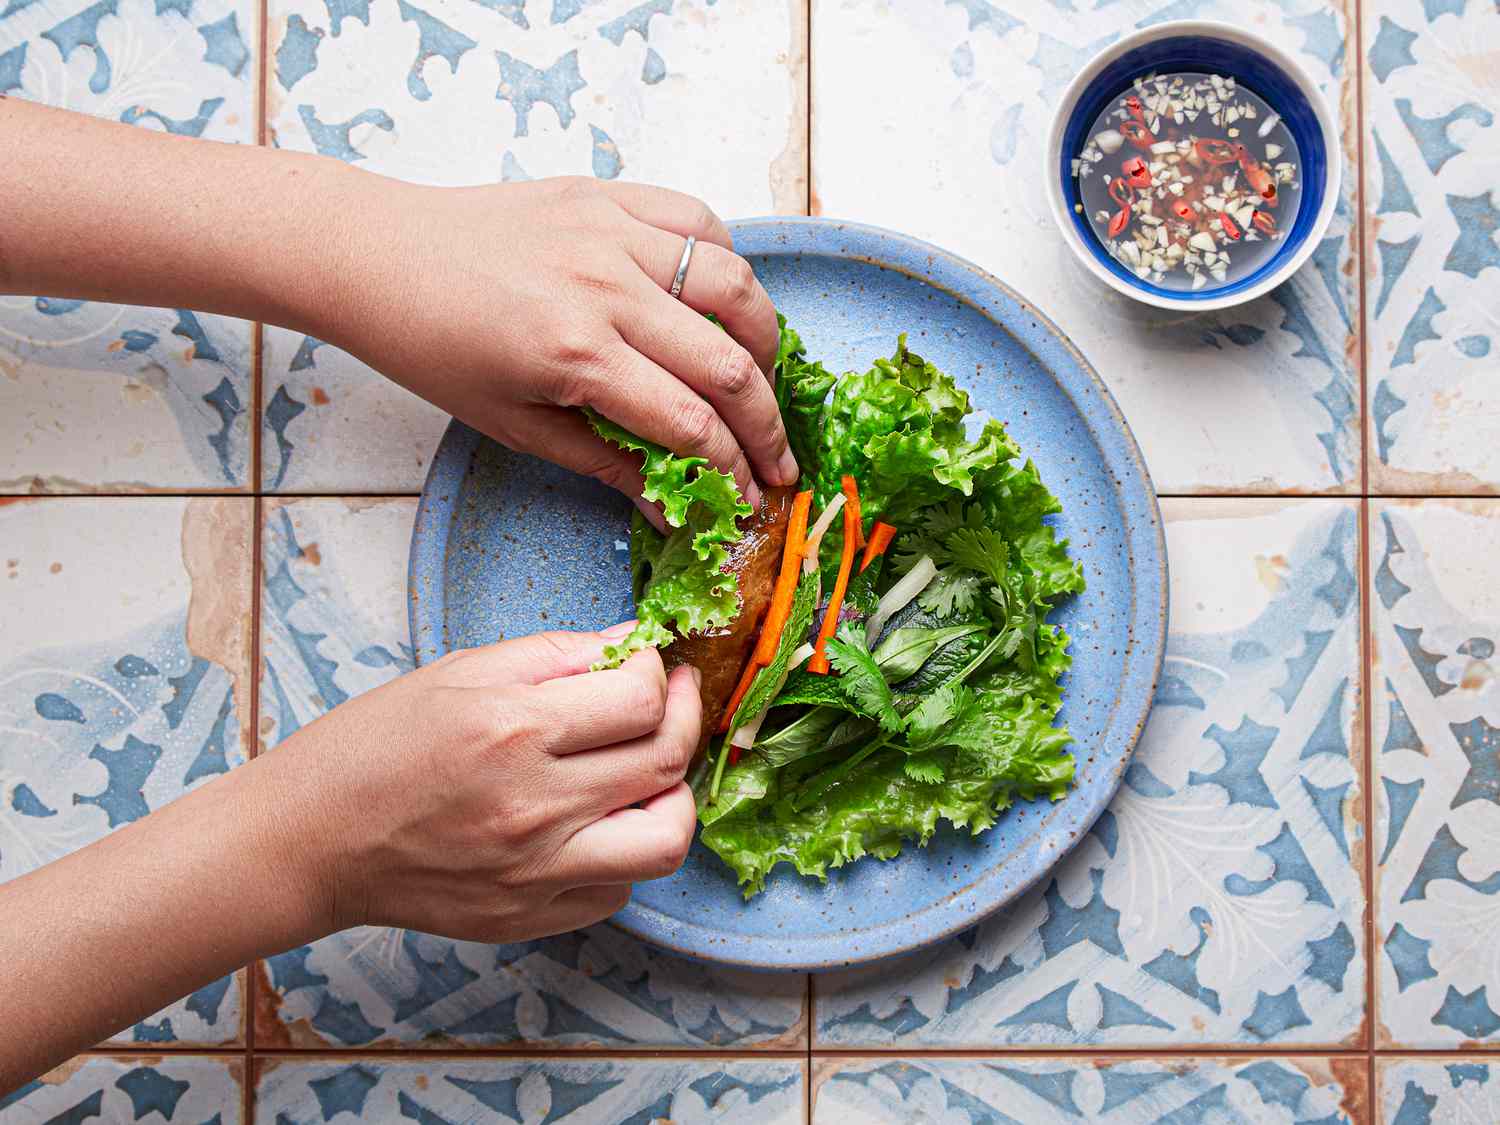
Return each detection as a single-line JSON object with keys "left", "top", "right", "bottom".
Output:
{"left": 245, "top": 493, "right": 263, "bottom": 1119}
{"left": 805, "top": 0, "right": 813, "bottom": 217}
{"left": 1353, "top": 0, "right": 1376, "bottom": 1101}
{"left": 1355, "top": 0, "right": 1371, "bottom": 503}
{"left": 805, "top": 973, "right": 814, "bottom": 1120}
{"left": 77, "top": 1042, "right": 1500, "bottom": 1059}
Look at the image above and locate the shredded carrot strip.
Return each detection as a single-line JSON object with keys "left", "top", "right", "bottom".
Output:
{"left": 841, "top": 474, "right": 865, "bottom": 550}
{"left": 808, "top": 480, "right": 861, "bottom": 675}
{"left": 860, "top": 521, "right": 897, "bottom": 572}
{"left": 751, "top": 490, "right": 813, "bottom": 666}
{"left": 728, "top": 745, "right": 742, "bottom": 767}
{"left": 718, "top": 647, "right": 763, "bottom": 734}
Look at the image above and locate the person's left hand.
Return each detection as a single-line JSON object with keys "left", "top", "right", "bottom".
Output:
{"left": 313, "top": 174, "right": 798, "bottom": 520}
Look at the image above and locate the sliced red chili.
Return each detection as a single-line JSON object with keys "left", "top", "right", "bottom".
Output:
{"left": 1107, "top": 176, "right": 1134, "bottom": 210}
{"left": 1125, "top": 94, "right": 1149, "bottom": 128}
{"left": 1170, "top": 199, "right": 1195, "bottom": 221}
{"left": 1119, "top": 120, "right": 1156, "bottom": 150}
{"left": 1107, "top": 208, "right": 1130, "bottom": 237}
{"left": 1218, "top": 211, "right": 1242, "bottom": 240}
{"left": 1121, "top": 156, "right": 1151, "bottom": 188}
{"left": 1251, "top": 210, "right": 1276, "bottom": 235}
{"left": 1194, "top": 138, "right": 1238, "bottom": 165}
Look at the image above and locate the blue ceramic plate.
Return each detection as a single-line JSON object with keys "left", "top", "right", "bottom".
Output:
{"left": 409, "top": 218, "right": 1166, "bottom": 971}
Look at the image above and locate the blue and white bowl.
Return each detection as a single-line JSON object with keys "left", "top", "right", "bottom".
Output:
{"left": 1045, "top": 21, "right": 1340, "bottom": 311}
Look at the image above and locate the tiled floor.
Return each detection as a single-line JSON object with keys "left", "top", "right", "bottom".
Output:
{"left": 3, "top": 0, "right": 1499, "bottom": 1120}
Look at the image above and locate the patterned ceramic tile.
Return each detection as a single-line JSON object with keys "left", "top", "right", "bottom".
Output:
{"left": 260, "top": 328, "right": 449, "bottom": 493}
{"left": 0, "top": 496, "right": 252, "bottom": 1044}
{"left": 811, "top": 0, "right": 1360, "bottom": 494}
{"left": 256, "top": 496, "right": 808, "bottom": 1048}
{"left": 1379, "top": 1058, "right": 1500, "bottom": 1124}
{"left": 255, "top": 1056, "right": 805, "bottom": 1123}
{"left": 813, "top": 1056, "right": 1367, "bottom": 1124}
{"left": 1371, "top": 500, "right": 1500, "bottom": 1047}
{"left": 260, "top": 0, "right": 807, "bottom": 493}
{"left": 0, "top": 0, "right": 256, "bottom": 492}
{"left": 1363, "top": 0, "right": 1500, "bottom": 493}
{"left": 0, "top": 1054, "right": 244, "bottom": 1123}
{"left": 815, "top": 499, "right": 1364, "bottom": 1047}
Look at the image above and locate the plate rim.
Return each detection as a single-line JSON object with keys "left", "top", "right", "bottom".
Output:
{"left": 409, "top": 215, "right": 1167, "bottom": 971}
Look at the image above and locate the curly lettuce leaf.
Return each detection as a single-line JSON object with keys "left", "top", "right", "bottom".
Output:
{"left": 774, "top": 317, "right": 836, "bottom": 481}
{"left": 588, "top": 411, "right": 751, "bottom": 666}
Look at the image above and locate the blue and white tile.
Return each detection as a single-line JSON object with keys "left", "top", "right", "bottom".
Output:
{"left": 261, "top": 0, "right": 807, "bottom": 492}
{"left": 811, "top": 0, "right": 1359, "bottom": 494}
{"left": 255, "top": 1056, "right": 805, "bottom": 1123}
{"left": 260, "top": 328, "right": 448, "bottom": 493}
{"left": 813, "top": 1057, "right": 1366, "bottom": 1124}
{"left": 257, "top": 496, "right": 808, "bottom": 1048}
{"left": 1372, "top": 500, "right": 1500, "bottom": 1047}
{"left": 0, "top": 1054, "right": 244, "bottom": 1123}
{"left": 1379, "top": 1058, "right": 1500, "bottom": 1123}
{"left": 1364, "top": 0, "right": 1500, "bottom": 492}
{"left": 0, "top": 0, "right": 256, "bottom": 492}
{"left": 815, "top": 499, "right": 1364, "bottom": 1047}
{"left": 0, "top": 496, "right": 252, "bottom": 1045}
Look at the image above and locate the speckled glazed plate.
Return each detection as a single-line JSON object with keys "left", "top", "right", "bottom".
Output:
{"left": 409, "top": 218, "right": 1166, "bottom": 971}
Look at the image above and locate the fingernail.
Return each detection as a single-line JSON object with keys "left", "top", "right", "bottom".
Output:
{"left": 745, "top": 479, "right": 763, "bottom": 511}
{"left": 777, "top": 448, "right": 800, "bottom": 486}
{"left": 690, "top": 665, "right": 703, "bottom": 688}
{"left": 602, "top": 619, "right": 638, "bottom": 639}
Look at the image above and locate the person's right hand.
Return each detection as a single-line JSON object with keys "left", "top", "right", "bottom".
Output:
{"left": 271, "top": 624, "right": 700, "bottom": 942}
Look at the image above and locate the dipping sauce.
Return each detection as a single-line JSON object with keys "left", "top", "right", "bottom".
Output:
{"left": 1071, "top": 71, "right": 1302, "bottom": 291}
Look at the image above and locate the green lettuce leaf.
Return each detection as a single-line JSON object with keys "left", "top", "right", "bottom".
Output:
{"left": 588, "top": 410, "right": 751, "bottom": 666}
{"left": 774, "top": 317, "right": 836, "bottom": 481}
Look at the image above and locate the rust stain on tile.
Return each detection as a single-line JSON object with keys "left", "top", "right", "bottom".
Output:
{"left": 768, "top": 0, "right": 809, "bottom": 215}
{"left": 809, "top": 1058, "right": 855, "bottom": 1104}
{"left": 301, "top": 541, "right": 322, "bottom": 566}
{"left": 1372, "top": 465, "right": 1494, "bottom": 495}
{"left": 182, "top": 498, "right": 255, "bottom": 750}
{"left": 310, "top": 387, "right": 331, "bottom": 406}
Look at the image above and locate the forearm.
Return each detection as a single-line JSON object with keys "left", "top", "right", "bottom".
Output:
{"left": 0, "top": 750, "right": 332, "bottom": 1094}
{"left": 0, "top": 97, "right": 371, "bottom": 335}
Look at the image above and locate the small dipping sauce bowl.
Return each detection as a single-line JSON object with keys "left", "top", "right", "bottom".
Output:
{"left": 1046, "top": 21, "right": 1340, "bottom": 311}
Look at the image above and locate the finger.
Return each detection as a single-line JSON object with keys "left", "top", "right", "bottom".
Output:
{"left": 560, "top": 664, "right": 701, "bottom": 816}
{"left": 527, "top": 648, "right": 669, "bottom": 753}
{"left": 594, "top": 182, "right": 734, "bottom": 252}
{"left": 587, "top": 347, "right": 761, "bottom": 511}
{"left": 553, "top": 781, "right": 697, "bottom": 884}
{"left": 504, "top": 404, "right": 667, "bottom": 533}
{"left": 630, "top": 232, "right": 779, "bottom": 375}
{"left": 437, "top": 622, "right": 637, "bottom": 687}
{"left": 619, "top": 279, "right": 796, "bottom": 488}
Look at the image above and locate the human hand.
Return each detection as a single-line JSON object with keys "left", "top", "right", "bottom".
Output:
{"left": 276, "top": 625, "right": 700, "bottom": 942}
{"left": 320, "top": 175, "right": 797, "bottom": 517}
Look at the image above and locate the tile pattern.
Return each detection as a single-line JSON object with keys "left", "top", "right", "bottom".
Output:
{"left": 3, "top": 0, "right": 1500, "bottom": 1108}
{"left": 813, "top": 1056, "right": 1367, "bottom": 1123}
{"left": 256, "top": 1056, "right": 805, "bottom": 1123}
{"left": 1379, "top": 1058, "right": 1500, "bottom": 1123}
{"left": 0, "top": 0, "right": 256, "bottom": 492}
{"left": 259, "top": 0, "right": 807, "bottom": 492}
{"left": 0, "top": 1055, "right": 243, "bottom": 1123}
{"left": 811, "top": 0, "right": 1360, "bottom": 496}
{"left": 816, "top": 499, "right": 1365, "bottom": 1047}
{"left": 1372, "top": 500, "right": 1500, "bottom": 1048}
{"left": 255, "top": 497, "right": 808, "bottom": 1049}
{"left": 1364, "top": 0, "right": 1500, "bottom": 492}
{"left": 0, "top": 497, "right": 252, "bottom": 1045}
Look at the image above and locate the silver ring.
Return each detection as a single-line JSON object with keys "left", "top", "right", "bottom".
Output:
{"left": 669, "top": 235, "right": 695, "bottom": 300}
